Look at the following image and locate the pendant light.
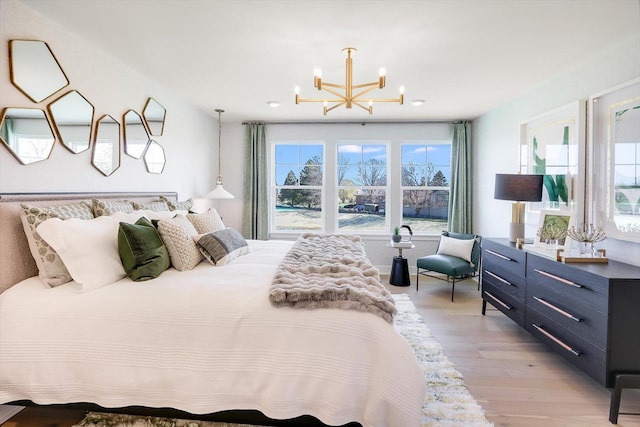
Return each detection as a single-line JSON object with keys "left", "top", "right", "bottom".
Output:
{"left": 206, "top": 108, "right": 234, "bottom": 199}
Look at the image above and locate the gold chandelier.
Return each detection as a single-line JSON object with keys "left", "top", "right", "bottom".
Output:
{"left": 295, "top": 47, "right": 404, "bottom": 115}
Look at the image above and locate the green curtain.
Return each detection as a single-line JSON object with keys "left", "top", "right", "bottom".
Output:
{"left": 241, "top": 123, "right": 269, "bottom": 240}
{"left": 448, "top": 122, "right": 472, "bottom": 233}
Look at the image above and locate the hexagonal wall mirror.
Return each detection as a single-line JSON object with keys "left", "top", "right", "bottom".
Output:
{"left": 48, "top": 90, "right": 94, "bottom": 154}
{"left": 123, "top": 109, "right": 149, "bottom": 159}
{"left": 92, "top": 115, "right": 121, "bottom": 176}
{"left": 0, "top": 108, "right": 55, "bottom": 165}
{"left": 142, "top": 98, "right": 166, "bottom": 136}
{"left": 144, "top": 140, "right": 166, "bottom": 174}
{"left": 9, "top": 40, "right": 69, "bottom": 103}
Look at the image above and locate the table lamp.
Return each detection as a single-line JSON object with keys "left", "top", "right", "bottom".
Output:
{"left": 494, "top": 174, "right": 543, "bottom": 242}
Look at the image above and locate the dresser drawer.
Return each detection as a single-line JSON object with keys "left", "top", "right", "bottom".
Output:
{"left": 482, "top": 240, "right": 526, "bottom": 278}
{"left": 526, "top": 307, "right": 607, "bottom": 386}
{"left": 483, "top": 283, "right": 525, "bottom": 326}
{"left": 482, "top": 266, "right": 526, "bottom": 301}
{"left": 526, "top": 255, "right": 608, "bottom": 313}
{"left": 526, "top": 284, "right": 608, "bottom": 350}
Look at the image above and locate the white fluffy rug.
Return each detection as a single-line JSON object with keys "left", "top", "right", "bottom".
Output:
{"left": 74, "top": 294, "right": 491, "bottom": 427}
{"left": 393, "top": 294, "right": 492, "bottom": 426}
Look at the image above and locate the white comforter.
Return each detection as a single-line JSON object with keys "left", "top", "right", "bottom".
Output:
{"left": 0, "top": 240, "right": 425, "bottom": 427}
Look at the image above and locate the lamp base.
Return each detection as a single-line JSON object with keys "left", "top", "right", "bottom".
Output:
{"left": 509, "top": 222, "right": 525, "bottom": 243}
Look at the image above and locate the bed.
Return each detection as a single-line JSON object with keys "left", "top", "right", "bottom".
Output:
{"left": 0, "top": 193, "right": 426, "bottom": 427}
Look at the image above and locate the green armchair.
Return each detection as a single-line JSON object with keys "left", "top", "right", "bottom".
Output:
{"left": 416, "top": 231, "right": 482, "bottom": 301}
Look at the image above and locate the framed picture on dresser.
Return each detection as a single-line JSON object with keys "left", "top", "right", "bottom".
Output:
{"left": 534, "top": 209, "right": 574, "bottom": 250}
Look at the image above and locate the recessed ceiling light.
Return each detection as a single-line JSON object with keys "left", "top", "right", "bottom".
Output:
{"left": 411, "top": 99, "right": 425, "bottom": 106}
{"left": 267, "top": 101, "right": 280, "bottom": 108}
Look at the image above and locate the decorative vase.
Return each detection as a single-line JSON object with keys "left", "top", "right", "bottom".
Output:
{"left": 392, "top": 234, "right": 402, "bottom": 243}
{"left": 578, "top": 241, "right": 595, "bottom": 257}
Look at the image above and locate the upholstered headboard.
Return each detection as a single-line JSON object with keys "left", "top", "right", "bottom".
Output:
{"left": 0, "top": 192, "right": 177, "bottom": 293}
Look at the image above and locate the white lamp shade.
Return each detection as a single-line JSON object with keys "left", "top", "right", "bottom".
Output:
{"left": 206, "top": 183, "right": 234, "bottom": 199}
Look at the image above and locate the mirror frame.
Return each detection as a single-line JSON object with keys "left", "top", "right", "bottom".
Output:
{"left": 48, "top": 90, "right": 95, "bottom": 154}
{"left": 123, "top": 109, "right": 150, "bottom": 159}
{"left": 144, "top": 140, "right": 166, "bottom": 174}
{"left": 142, "top": 97, "right": 166, "bottom": 136}
{"left": 9, "top": 39, "right": 70, "bottom": 103}
{"left": 92, "top": 114, "right": 121, "bottom": 177}
{"left": 0, "top": 107, "right": 56, "bottom": 165}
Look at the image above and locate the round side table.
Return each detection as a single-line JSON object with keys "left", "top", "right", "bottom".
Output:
{"left": 386, "top": 242, "right": 415, "bottom": 286}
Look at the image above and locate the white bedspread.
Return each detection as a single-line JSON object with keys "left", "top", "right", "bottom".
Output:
{"left": 0, "top": 240, "right": 425, "bottom": 427}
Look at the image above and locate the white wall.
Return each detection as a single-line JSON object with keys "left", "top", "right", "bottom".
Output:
{"left": 0, "top": 0, "right": 216, "bottom": 203}
{"left": 473, "top": 34, "right": 640, "bottom": 265}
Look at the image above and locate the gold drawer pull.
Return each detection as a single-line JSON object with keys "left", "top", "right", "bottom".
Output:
{"left": 484, "top": 291, "right": 512, "bottom": 310}
{"left": 532, "top": 323, "right": 581, "bottom": 356}
{"left": 485, "top": 270, "right": 514, "bottom": 286}
{"left": 534, "top": 269, "right": 583, "bottom": 288}
{"left": 485, "top": 249, "right": 513, "bottom": 261}
{"left": 533, "top": 296, "right": 582, "bottom": 322}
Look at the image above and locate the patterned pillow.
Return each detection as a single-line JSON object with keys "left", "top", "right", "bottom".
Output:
{"left": 92, "top": 199, "right": 134, "bottom": 217}
{"left": 186, "top": 209, "right": 225, "bottom": 234}
{"left": 160, "top": 195, "right": 194, "bottom": 211}
{"left": 130, "top": 200, "right": 169, "bottom": 211}
{"left": 156, "top": 215, "right": 203, "bottom": 271}
{"left": 20, "top": 202, "right": 94, "bottom": 287}
{"left": 194, "top": 228, "right": 249, "bottom": 266}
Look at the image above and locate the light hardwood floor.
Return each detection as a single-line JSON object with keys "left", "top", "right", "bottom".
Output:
{"left": 3, "top": 275, "right": 640, "bottom": 426}
{"left": 383, "top": 273, "right": 640, "bottom": 427}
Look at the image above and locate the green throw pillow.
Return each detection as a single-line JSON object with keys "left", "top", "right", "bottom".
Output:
{"left": 118, "top": 217, "right": 170, "bottom": 281}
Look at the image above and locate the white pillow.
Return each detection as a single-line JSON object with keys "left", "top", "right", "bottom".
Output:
{"left": 36, "top": 212, "right": 144, "bottom": 292}
{"left": 436, "top": 235, "right": 475, "bottom": 264}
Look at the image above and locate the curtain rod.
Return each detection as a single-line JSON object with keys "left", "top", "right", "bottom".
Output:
{"left": 242, "top": 120, "right": 467, "bottom": 125}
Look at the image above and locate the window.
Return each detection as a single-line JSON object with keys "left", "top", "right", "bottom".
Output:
{"left": 273, "top": 143, "right": 324, "bottom": 231}
{"left": 267, "top": 123, "right": 453, "bottom": 237}
{"left": 337, "top": 143, "right": 387, "bottom": 232}
{"left": 401, "top": 143, "right": 451, "bottom": 233}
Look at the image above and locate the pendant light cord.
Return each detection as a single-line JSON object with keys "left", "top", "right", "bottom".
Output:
{"left": 215, "top": 108, "right": 224, "bottom": 184}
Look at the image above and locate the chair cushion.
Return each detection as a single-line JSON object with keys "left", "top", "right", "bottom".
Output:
{"left": 417, "top": 254, "right": 474, "bottom": 277}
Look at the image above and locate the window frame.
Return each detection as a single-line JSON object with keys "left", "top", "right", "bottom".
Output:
{"left": 399, "top": 140, "right": 452, "bottom": 234}
{"left": 271, "top": 141, "right": 326, "bottom": 233}
{"left": 336, "top": 141, "right": 390, "bottom": 234}
{"left": 266, "top": 123, "right": 454, "bottom": 238}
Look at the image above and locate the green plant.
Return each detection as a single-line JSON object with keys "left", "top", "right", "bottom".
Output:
{"left": 393, "top": 226, "right": 400, "bottom": 235}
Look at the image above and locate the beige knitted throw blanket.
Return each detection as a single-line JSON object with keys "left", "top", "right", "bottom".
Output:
{"left": 270, "top": 233, "right": 397, "bottom": 322}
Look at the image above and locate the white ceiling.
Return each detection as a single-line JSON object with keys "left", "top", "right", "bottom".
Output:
{"left": 19, "top": 0, "right": 640, "bottom": 123}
